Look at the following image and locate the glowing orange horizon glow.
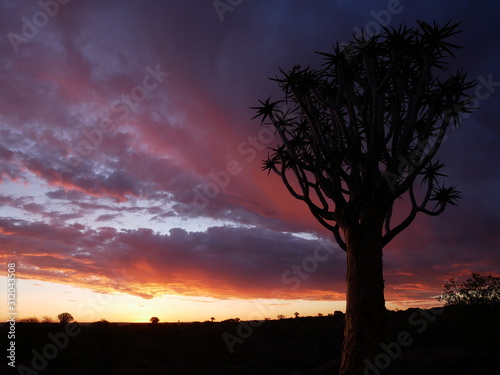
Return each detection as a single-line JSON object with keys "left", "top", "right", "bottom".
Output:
{"left": 0, "top": 272, "right": 446, "bottom": 325}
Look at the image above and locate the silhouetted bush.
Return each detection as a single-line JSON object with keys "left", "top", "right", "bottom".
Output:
{"left": 18, "top": 317, "right": 39, "bottom": 323}
{"left": 438, "top": 272, "right": 500, "bottom": 306}
{"left": 41, "top": 315, "right": 54, "bottom": 323}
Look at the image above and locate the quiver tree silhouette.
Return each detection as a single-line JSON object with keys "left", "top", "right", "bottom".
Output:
{"left": 57, "top": 312, "right": 74, "bottom": 324}
{"left": 252, "top": 21, "right": 476, "bottom": 374}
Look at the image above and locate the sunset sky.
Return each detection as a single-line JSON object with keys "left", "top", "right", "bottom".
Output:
{"left": 1, "top": 0, "right": 499, "bottom": 323}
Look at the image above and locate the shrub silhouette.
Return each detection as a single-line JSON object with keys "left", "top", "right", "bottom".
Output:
{"left": 438, "top": 272, "right": 500, "bottom": 306}
{"left": 150, "top": 316, "right": 160, "bottom": 324}
{"left": 333, "top": 310, "right": 344, "bottom": 318}
{"left": 57, "top": 312, "right": 74, "bottom": 324}
{"left": 19, "top": 317, "right": 39, "bottom": 323}
{"left": 41, "top": 316, "right": 54, "bottom": 323}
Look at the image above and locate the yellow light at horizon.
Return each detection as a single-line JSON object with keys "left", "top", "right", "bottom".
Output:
{"left": 0, "top": 277, "right": 434, "bottom": 324}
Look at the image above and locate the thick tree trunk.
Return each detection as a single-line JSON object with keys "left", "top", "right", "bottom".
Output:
{"left": 339, "top": 216, "right": 389, "bottom": 375}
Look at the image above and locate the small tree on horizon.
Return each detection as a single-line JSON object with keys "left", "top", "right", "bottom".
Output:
{"left": 150, "top": 316, "right": 160, "bottom": 324}
{"left": 57, "top": 312, "right": 74, "bottom": 324}
{"left": 253, "top": 21, "right": 476, "bottom": 374}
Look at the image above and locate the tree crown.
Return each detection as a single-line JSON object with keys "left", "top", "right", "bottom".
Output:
{"left": 57, "top": 312, "right": 74, "bottom": 324}
{"left": 252, "top": 21, "right": 476, "bottom": 249}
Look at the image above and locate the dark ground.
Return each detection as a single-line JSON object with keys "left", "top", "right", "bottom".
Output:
{"left": 2, "top": 305, "right": 499, "bottom": 375}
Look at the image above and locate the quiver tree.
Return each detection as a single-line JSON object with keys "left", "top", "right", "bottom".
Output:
{"left": 252, "top": 21, "right": 476, "bottom": 374}
{"left": 57, "top": 312, "right": 74, "bottom": 324}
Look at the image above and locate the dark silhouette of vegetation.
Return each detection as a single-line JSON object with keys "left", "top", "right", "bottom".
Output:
{"left": 294, "top": 312, "right": 300, "bottom": 318}
{"left": 253, "top": 20, "right": 476, "bottom": 373}
{"left": 57, "top": 312, "right": 74, "bottom": 324}
{"left": 3, "top": 311, "right": 498, "bottom": 374}
{"left": 41, "top": 315, "right": 54, "bottom": 323}
{"left": 333, "top": 310, "right": 344, "bottom": 319}
{"left": 222, "top": 318, "right": 239, "bottom": 323}
{"left": 150, "top": 316, "right": 160, "bottom": 324}
{"left": 438, "top": 272, "right": 500, "bottom": 306}
{"left": 19, "top": 317, "right": 39, "bottom": 323}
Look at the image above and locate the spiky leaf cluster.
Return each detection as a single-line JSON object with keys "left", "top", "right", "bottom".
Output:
{"left": 252, "top": 21, "right": 476, "bottom": 250}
